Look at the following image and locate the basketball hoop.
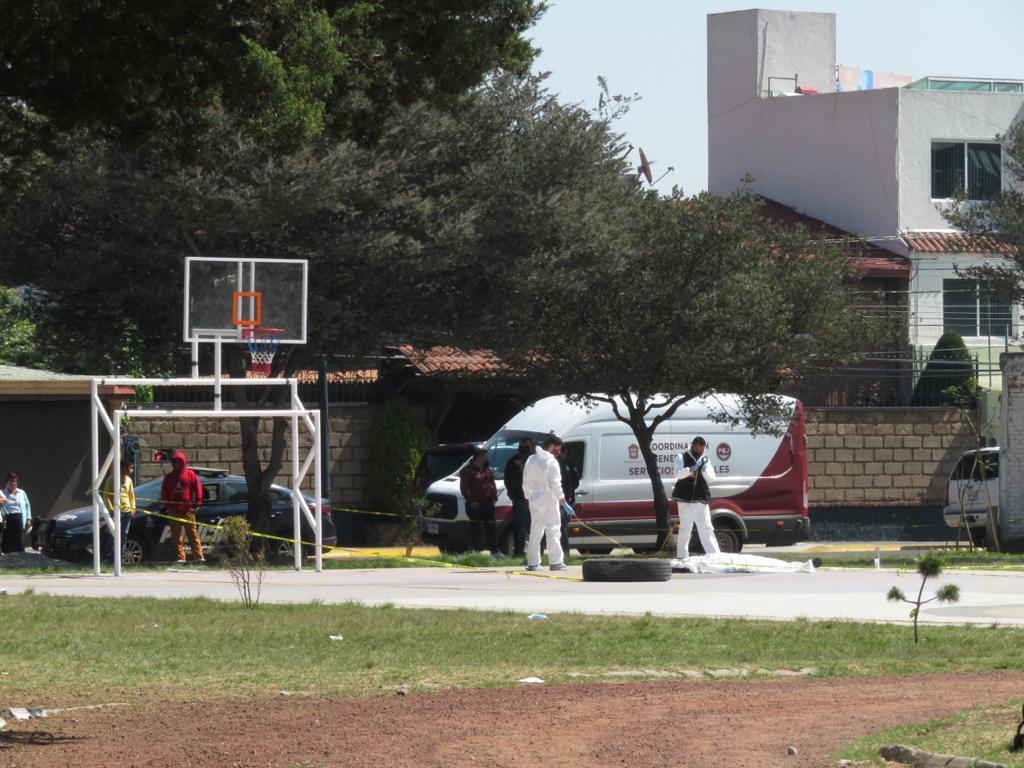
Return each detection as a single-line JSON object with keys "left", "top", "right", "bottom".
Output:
{"left": 244, "top": 328, "right": 284, "bottom": 377}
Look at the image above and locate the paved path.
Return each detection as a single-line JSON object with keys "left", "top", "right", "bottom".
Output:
{"left": 2, "top": 565, "right": 1023, "bottom": 625}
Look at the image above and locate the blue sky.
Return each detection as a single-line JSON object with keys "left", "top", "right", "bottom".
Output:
{"left": 529, "top": 0, "right": 1024, "bottom": 195}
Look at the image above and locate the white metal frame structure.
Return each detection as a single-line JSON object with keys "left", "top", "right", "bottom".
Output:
{"left": 89, "top": 376, "right": 322, "bottom": 577}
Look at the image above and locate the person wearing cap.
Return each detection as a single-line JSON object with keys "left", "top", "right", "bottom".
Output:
{"left": 671, "top": 436, "right": 720, "bottom": 558}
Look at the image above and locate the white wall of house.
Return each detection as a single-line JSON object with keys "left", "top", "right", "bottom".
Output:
{"left": 709, "top": 87, "right": 901, "bottom": 251}
{"left": 898, "top": 90, "right": 1024, "bottom": 231}
{"left": 909, "top": 252, "right": 1017, "bottom": 350}
{"left": 708, "top": 9, "right": 902, "bottom": 252}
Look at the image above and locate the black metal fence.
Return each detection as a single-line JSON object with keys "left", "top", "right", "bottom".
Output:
{"left": 781, "top": 349, "right": 984, "bottom": 408}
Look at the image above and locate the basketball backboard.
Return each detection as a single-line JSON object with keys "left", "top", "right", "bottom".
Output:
{"left": 183, "top": 257, "right": 307, "bottom": 344}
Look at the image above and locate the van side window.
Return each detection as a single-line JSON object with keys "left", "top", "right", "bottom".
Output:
{"left": 563, "top": 442, "right": 585, "bottom": 477}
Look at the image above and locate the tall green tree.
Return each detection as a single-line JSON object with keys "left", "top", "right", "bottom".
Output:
{"left": 0, "top": 0, "right": 542, "bottom": 204}
{"left": 0, "top": 286, "right": 37, "bottom": 367}
{"left": 0, "top": 72, "right": 620, "bottom": 534}
{"left": 477, "top": 184, "right": 868, "bottom": 549}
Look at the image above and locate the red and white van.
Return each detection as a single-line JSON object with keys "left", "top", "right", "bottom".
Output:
{"left": 421, "top": 394, "right": 809, "bottom": 554}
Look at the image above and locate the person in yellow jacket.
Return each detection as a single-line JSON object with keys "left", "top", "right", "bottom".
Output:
{"left": 102, "top": 460, "right": 136, "bottom": 562}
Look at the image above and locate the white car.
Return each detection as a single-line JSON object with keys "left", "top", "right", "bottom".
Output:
{"left": 942, "top": 447, "right": 999, "bottom": 544}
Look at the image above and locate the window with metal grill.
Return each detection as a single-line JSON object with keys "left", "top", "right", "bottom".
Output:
{"left": 931, "top": 142, "right": 1001, "bottom": 200}
{"left": 942, "top": 278, "right": 1012, "bottom": 336}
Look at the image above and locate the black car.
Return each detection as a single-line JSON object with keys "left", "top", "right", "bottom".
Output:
{"left": 413, "top": 442, "right": 482, "bottom": 495}
{"left": 37, "top": 468, "right": 337, "bottom": 564}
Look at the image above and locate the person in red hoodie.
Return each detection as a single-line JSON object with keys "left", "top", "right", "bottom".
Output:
{"left": 160, "top": 450, "right": 205, "bottom": 563}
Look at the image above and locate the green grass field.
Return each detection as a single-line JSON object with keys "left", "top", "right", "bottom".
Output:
{"left": 836, "top": 700, "right": 1024, "bottom": 767}
{"left": 2, "top": 593, "right": 1023, "bottom": 703}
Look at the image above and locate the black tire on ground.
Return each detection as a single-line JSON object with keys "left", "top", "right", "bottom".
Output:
{"left": 582, "top": 557, "right": 672, "bottom": 582}
{"left": 577, "top": 546, "right": 614, "bottom": 556}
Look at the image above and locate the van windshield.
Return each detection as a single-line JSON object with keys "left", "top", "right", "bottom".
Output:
{"left": 485, "top": 430, "right": 552, "bottom": 480}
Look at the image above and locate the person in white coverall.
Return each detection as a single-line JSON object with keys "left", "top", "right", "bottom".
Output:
{"left": 671, "top": 436, "right": 720, "bottom": 559}
{"left": 523, "top": 436, "right": 568, "bottom": 572}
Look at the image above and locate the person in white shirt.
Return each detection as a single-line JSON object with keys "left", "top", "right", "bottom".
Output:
{"left": 671, "top": 437, "right": 720, "bottom": 559}
{"left": 522, "top": 436, "right": 568, "bottom": 572}
{"left": 0, "top": 472, "right": 32, "bottom": 554}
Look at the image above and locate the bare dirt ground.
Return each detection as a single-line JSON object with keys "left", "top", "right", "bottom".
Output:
{"left": 3, "top": 672, "right": 1024, "bottom": 768}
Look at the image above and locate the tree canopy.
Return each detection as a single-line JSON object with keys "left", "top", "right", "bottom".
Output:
{"left": 0, "top": 72, "right": 623, "bottom": 375}
{"left": 0, "top": 66, "right": 868, "bottom": 545}
{"left": 0, "top": 0, "right": 542, "bottom": 205}
{"left": 470, "top": 182, "right": 867, "bottom": 546}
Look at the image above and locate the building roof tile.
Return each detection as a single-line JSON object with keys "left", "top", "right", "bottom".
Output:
{"left": 758, "top": 199, "right": 912, "bottom": 278}
{"left": 902, "top": 231, "right": 1015, "bottom": 254}
{"left": 397, "top": 345, "right": 505, "bottom": 376}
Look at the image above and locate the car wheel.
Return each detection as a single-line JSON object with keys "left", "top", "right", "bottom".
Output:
{"left": 273, "top": 539, "right": 297, "bottom": 563}
{"left": 713, "top": 526, "right": 742, "bottom": 553}
{"left": 122, "top": 535, "right": 148, "bottom": 566}
{"left": 582, "top": 557, "right": 672, "bottom": 582}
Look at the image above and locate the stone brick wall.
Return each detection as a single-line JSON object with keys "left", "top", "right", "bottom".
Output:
{"left": 806, "top": 408, "right": 975, "bottom": 507}
{"left": 128, "top": 405, "right": 376, "bottom": 508}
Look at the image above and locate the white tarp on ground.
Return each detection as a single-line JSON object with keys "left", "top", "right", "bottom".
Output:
{"left": 673, "top": 553, "right": 816, "bottom": 574}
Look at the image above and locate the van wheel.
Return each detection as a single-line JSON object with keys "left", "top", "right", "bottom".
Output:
{"left": 582, "top": 557, "right": 672, "bottom": 582}
{"left": 713, "top": 527, "right": 741, "bottom": 553}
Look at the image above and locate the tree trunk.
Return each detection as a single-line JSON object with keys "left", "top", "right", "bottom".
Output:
{"left": 633, "top": 425, "right": 671, "bottom": 550}
{"left": 601, "top": 391, "right": 685, "bottom": 554}
{"left": 227, "top": 346, "right": 303, "bottom": 545}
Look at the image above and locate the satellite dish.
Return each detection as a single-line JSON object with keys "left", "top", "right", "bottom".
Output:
{"left": 638, "top": 148, "right": 653, "bottom": 184}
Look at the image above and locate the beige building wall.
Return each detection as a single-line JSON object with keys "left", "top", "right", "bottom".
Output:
{"left": 806, "top": 408, "right": 975, "bottom": 507}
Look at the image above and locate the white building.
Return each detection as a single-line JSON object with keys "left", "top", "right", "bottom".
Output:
{"left": 707, "top": 8, "right": 1024, "bottom": 385}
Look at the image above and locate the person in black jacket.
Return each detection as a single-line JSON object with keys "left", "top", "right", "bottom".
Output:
{"left": 671, "top": 436, "right": 720, "bottom": 559}
{"left": 558, "top": 446, "right": 580, "bottom": 553}
{"left": 503, "top": 439, "right": 533, "bottom": 558}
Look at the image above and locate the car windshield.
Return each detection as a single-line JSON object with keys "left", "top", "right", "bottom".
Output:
{"left": 484, "top": 430, "right": 552, "bottom": 480}
{"left": 135, "top": 478, "right": 163, "bottom": 509}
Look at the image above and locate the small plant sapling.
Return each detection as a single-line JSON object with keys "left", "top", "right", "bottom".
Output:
{"left": 887, "top": 551, "right": 960, "bottom": 643}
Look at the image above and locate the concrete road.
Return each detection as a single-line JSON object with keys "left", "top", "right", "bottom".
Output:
{"left": 2, "top": 564, "right": 1023, "bottom": 625}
